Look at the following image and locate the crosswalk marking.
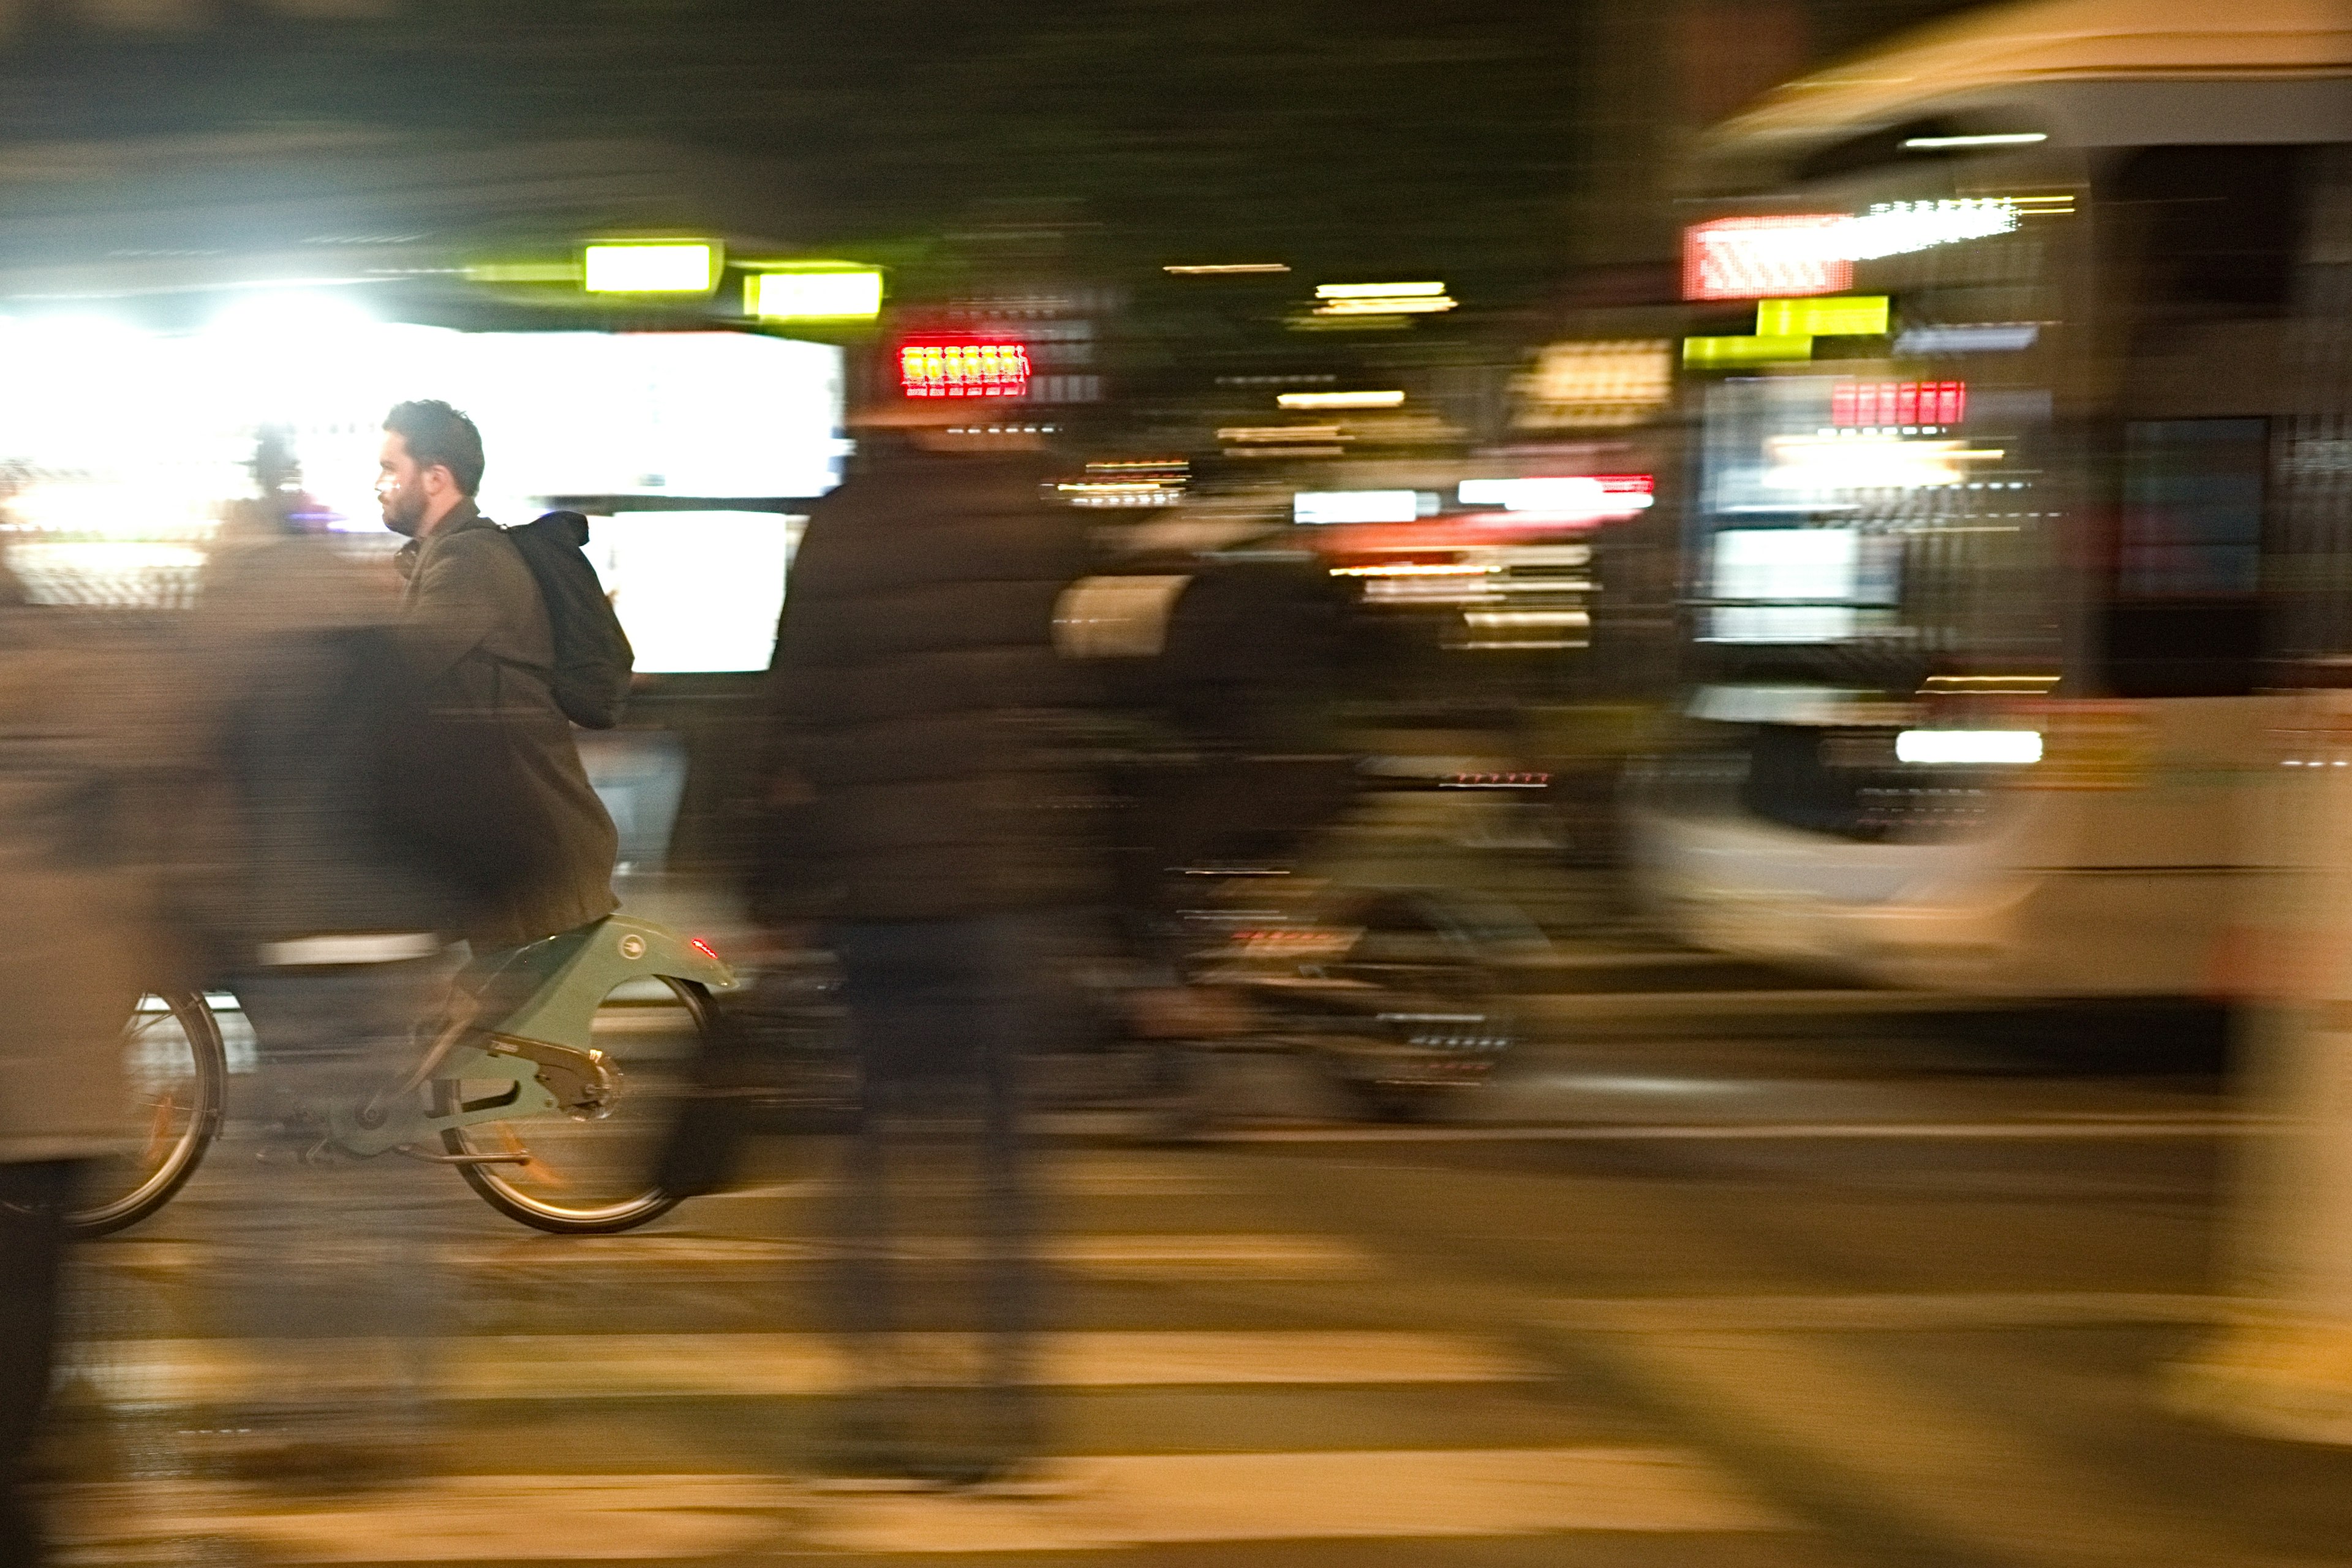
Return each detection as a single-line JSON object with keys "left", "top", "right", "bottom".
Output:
{"left": 1206, "top": 1115, "right": 2253, "bottom": 1143}
{"left": 86, "top": 1232, "right": 1376, "bottom": 1280}
{"left": 1549, "top": 1291, "right": 2222, "bottom": 1333}
{"left": 62, "top": 1330, "right": 1533, "bottom": 1406}
{"left": 49, "top": 1450, "right": 1790, "bottom": 1561}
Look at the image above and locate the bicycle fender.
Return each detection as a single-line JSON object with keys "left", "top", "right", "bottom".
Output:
{"left": 496, "top": 916, "right": 735, "bottom": 1050}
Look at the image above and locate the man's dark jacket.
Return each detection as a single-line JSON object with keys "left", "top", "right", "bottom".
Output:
{"left": 755, "top": 442, "right": 1098, "bottom": 922}
{"left": 397, "top": 502, "right": 620, "bottom": 951}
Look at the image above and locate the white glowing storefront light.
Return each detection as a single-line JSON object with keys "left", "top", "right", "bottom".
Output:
{"left": 1457, "top": 476, "right": 1654, "bottom": 519}
{"left": 1895, "top": 729, "right": 2043, "bottom": 766}
{"left": 1294, "top": 490, "right": 1423, "bottom": 525}
{"left": 1843, "top": 199, "right": 2019, "bottom": 259}
{"left": 0, "top": 314, "right": 844, "bottom": 623}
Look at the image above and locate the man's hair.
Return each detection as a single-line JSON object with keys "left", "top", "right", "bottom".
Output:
{"left": 384, "top": 399, "right": 485, "bottom": 496}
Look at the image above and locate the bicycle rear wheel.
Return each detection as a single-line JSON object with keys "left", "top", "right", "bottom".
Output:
{"left": 435, "top": 976, "right": 706, "bottom": 1234}
{"left": 69, "top": 991, "right": 228, "bottom": 1238}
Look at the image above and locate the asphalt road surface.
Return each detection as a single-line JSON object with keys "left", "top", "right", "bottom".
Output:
{"left": 32, "top": 986, "right": 2352, "bottom": 1568}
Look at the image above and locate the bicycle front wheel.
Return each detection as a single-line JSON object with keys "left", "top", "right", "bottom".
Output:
{"left": 435, "top": 976, "right": 707, "bottom": 1234}
{"left": 69, "top": 991, "right": 228, "bottom": 1238}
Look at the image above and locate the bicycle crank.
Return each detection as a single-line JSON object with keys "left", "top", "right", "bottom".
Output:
{"left": 486, "top": 1035, "right": 622, "bottom": 1120}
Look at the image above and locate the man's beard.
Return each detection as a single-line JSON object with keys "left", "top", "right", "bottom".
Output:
{"left": 382, "top": 492, "right": 426, "bottom": 537}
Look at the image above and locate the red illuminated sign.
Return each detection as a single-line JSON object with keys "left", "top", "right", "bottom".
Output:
{"left": 1683, "top": 216, "right": 1853, "bottom": 302}
{"left": 1831, "top": 380, "right": 1966, "bottom": 428}
{"left": 898, "top": 340, "right": 1031, "bottom": 399}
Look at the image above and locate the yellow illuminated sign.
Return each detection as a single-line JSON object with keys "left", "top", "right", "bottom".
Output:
{"left": 1756, "top": 296, "right": 1888, "bottom": 337}
{"left": 747, "top": 268, "right": 884, "bottom": 321}
{"left": 1683, "top": 334, "right": 1812, "bottom": 367}
{"left": 582, "top": 243, "right": 720, "bottom": 295}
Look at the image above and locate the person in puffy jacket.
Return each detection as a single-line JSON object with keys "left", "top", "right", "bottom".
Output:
{"left": 749, "top": 375, "right": 1099, "bottom": 1488}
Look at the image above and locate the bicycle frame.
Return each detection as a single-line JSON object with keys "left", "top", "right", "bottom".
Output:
{"left": 329, "top": 915, "right": 734, "bottom": 1158}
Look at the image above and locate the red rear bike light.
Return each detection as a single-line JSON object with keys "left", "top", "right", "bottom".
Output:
{"left": 690, "top": 937, "right": 722, "bottom": 962}
{"left": 898, "top": 340, "right": 1032, "bottom": 399}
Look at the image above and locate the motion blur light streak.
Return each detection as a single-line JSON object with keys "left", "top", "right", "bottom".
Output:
{"left": 1314, "top": 282, "right": 1449, "bottom": 300}
{"left": 1164, "top": 263, "right": 1290, "bottom": 274}
{"left": 1902, "top": 132, "right": 2049, "bottom": 149}
{"left": 1457, "top": 476, "right": 1654, "bottom": 518}
{"left": 1684, "top": 201, "right": 2052, "bottom": 300}
{"left": 1311, "top": 281, "right": 1457, "bottom": 317}
{"left": 1276, "top": 390, "right": 1406, "bottom": 409}
{"left": 1895, "top": 729, "right": 2044, "bottom": 766}
{"left": 1313, "top": 296, "right": 1457, "bottom": 316}
{"left": 1293, "top": 490, "right": 1423, "bottom": 525}
{"left": 1763, "top": 435, "right": 2004, "bottom": 490}
{"left": 1218, "top": 424, "right": 1344, "bottom": 444}
{"left": 1844, "top": 198, "right": 2019, "bottom": 259}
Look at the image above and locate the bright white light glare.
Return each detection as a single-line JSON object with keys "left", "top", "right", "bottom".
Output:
{"left": 1165, "top": 263, "right": 1290, "bottom": 274}
{"left": 1458, "top": 477, "right": 1653, "bottom": 514}
{"left": 583, "top": 243, "right": 717, "bottom": 293}
{"left": 1683, "top": 202, "right": 2030, "bottom": 300}
{"left": 1277, "top": 390, "right": 1406, "bottom": 409}
{"left": 1316, "top": 298, "right": 1454, "bottom": 315}
{"left": 1316, "top": 281, "right": 1447, "bottom": 300}
{"left": 748, "top": 270, "right": 882, "bottom": 320}
{"left": 593, "top": 511, "right": 800, "bottom": 673}
{"left": 1294, "top": 489, "right": 1422, "bottom": 525}
{"left": 1713, "top": 528, "right": 1858, "bottom": 603}
{"left": 1896, "top": 729, "right": 2043, "bottom": 765}
{"left": 1902, "top": 132, "right": 2048, "bottom": 149}
{"left": 203, "top": 291, "right": 377, "bottom": 342}
{"left": 1844, "top": 200, "right": 2019, "bottom": 260}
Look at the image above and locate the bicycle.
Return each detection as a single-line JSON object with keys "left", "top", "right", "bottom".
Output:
{"left": 70, "top": 914, "right": 733, "bottom": 1238}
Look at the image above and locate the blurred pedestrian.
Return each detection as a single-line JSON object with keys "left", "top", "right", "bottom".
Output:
{"left": 183, "top": 476, "right": 469, "bottom": 1480}
{"left": 0, "top": 594, "right": 186, "bottom": 1565}
{"left": 750, "top": 363, "right": 1101, "bottom": 1488}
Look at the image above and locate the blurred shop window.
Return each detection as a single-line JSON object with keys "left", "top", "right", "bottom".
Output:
{"left": 578, "top": 730, "right": 688, "bottom": 876}
{"left": 2103, "top": 419, "right": 2267, "bottom": 697}
{"left": 2120, "top": 420, "right": 2266, "bottom": 597}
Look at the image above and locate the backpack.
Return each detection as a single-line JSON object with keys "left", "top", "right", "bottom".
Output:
{"left": 502, "top": 510, "right": 633, "bottom": 729}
